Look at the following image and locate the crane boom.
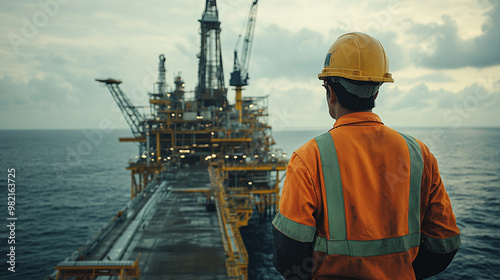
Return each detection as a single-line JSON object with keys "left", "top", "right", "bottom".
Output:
{"left": 240, "top": 0, "right": 258, "bottom": 83}
{"left": 95, "top": 79, "right": 145, "bottom": 137}
{"left": 230, "top": 0, "right": 259, "bottom": 87}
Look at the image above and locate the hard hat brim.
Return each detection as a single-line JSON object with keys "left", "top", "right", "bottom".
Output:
{"left": 318, "top": 70, "right": 394, "bottom": 83}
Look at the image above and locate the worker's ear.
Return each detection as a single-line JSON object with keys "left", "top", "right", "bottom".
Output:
{"left": 328, "top": 86, "right": 337, "bottom": 104}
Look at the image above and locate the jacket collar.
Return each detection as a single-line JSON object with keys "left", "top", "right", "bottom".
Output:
{"left": 331, "top": 112, "right": 384, "bottom": 130}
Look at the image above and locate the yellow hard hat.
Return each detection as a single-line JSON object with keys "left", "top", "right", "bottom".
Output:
{"left": 318, "top": 32, "right": 394, "bottom": 83}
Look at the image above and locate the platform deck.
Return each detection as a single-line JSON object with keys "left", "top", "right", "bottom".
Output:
{"left": 127, "top": 168, "right": 227, "bottom": 279}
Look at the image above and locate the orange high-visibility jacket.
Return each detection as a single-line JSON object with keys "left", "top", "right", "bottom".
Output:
{"left": 273, "top": 112, "right": 460, "bottom": 279}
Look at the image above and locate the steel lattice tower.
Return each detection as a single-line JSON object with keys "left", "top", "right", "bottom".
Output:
{"left": 197, "top": 0, "right": 227, "bottom": 108}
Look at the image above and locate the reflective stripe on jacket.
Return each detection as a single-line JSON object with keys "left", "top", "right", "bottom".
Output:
{"left": 272, "top": 112, "right": 460, "bottom": 279}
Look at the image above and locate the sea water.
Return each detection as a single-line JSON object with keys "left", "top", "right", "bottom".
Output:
{"left": 0, "top": 129, "right": 136, "bottom": 279}
{"left": 0, "top": 128, "right": 499, "bottom": 279}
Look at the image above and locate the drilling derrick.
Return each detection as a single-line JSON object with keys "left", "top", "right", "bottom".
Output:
{"left": 197, "top": 0, "right": 227, "bottom": 108}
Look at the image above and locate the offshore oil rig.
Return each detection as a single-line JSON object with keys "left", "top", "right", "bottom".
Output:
{"left": 52, "top": 0, "right": 287, "bottom": 279}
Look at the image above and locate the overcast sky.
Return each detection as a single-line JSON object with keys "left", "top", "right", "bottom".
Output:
{"left": 1, "top": 0, "right": 499, "bottom": 132}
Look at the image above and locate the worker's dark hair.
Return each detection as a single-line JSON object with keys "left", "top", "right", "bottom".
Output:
{"left": 326, "top": 78, "right": 379, "bottom": 111}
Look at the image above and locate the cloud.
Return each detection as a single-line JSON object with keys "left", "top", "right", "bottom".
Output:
{"left": 254, "top": 78, "right": 331, "bottom": 131}
{"left": 407, "top": 72, "right": 456, "bottom": 83}
{"left": 0, "top": 74, "right": 72, "bottom": 110}
{"left": 250, "top": 23, "right": 407, "bottom": 83}
{"left": 251, "top": 24, "right": 327, "bottom": 80}
{"left": 380, "top": 83, "right": 440, "bottom": 110}
{"left": 376, "top": 79, "right": 500, "bottom": 127}
{"left": 371, "top": 30, "right": 407, "bottom": 72}
{"left": 0, "top": 75, "right": 31, "bottom": 110}
{"left": 0, "top": 71, "right": 127, "bottom": 130}
{"left": 409, "top": 0, "right": 500, "bottom": 69}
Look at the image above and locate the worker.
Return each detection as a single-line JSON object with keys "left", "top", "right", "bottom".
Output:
{"left": 272, "top": 32, "right": 460, "bottom": 279}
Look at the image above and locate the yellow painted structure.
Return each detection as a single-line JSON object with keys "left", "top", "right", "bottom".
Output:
{"left": 55, "top": 254, "right": 141, "bottom": 280}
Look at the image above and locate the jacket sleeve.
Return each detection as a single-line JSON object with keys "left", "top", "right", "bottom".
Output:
{"left": 412, "top": 242, "right": 458, "bottom": 279}
{"left": 272, "top": 152, "right": 318, "bottom": 279}
{"left": 414, "top": 148, "right": 461, "bottom": 278}
{"left": 273, "top": 226, "right": 313, "bottom": 280}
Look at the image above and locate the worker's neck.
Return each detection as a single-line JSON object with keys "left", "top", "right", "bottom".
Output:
{"left": 335, "top": 107, "right": 372, "bottom": 120}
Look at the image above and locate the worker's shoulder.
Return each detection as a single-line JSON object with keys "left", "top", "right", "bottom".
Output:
{"left": 293, "top": 134, "right": 323, "bottom": 163}
{"left": 393, "top": 129, "right": 434, "bottom": 159}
